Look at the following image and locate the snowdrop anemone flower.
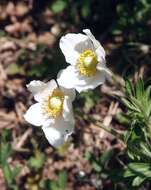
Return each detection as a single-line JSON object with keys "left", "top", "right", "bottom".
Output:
{"left": 24, "top": 80, "right": 75, "bottom": 148}
{"left": 57, "top": 29, "right": 111, "bottom": 92}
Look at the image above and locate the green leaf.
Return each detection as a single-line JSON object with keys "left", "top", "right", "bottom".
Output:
{"left": 12, "top": 166, "right": 21, "bottom": 179}
{"left": 132, "top": 176, "right": 147, "bottom": 186}
{"left": 122, "top": 98, "right": 139, "bottom": 112}
{"left": 0, "top": 30, "right": 6, "bottom": 37}
{"left": 78, "top": 90, "right": 100, "bottom": 112}
{"left": 135, "top": 79, "right": 144, "bottom": 99}
{"left": 92, "top": 161, "right": 102, "bottom": 172}
{"left": 6, "top": 63, "right": 24, "bottom": 75}
{"left": 50, "top": 181, "right": 59, "bottom": 190}
{"left": 139, "top": 142, "right": 151, "bottom": 159}
{"left": 125, "top": 79, "right": 134, "bottom": 97}
{"left": 81, "top": 0, "right": 90, "bottom": 18}
{"left": 116, "top": 112, "right": 130, "bottom": 126}
{"left": 124, "top": 130, "right": 132, "bottom": 143}
{"left": 58, "top": 170, "right": 67, "bottom": 189}
{"left": 9, "top": 184, "right": 19, "bottom": 190}
{"left": 51, "top": 0, "right": 67, "bottom": 13}
{"left": 3, "top": 164, "right": 13, "bottom": 185}
{"left": 0, "top": 143, "right": 12, "bottom": 166}
{"left": 100, "top": 149, "right": 114, "bottom": 166}
{"left": 124, "top": 162, "right": 151, "bottom": 177}
{"left": 1, "top": 129, "right": 11, "bottom": 142}
{"left": 28, "top": 151, "right": 45, "bottom": 171}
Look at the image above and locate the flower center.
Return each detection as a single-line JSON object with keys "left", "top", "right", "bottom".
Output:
{"left": 77, "top": 49, "right": 98, "bottom": 77}
{"left": 49, "top": 97, "right": 62, "bottom": 110}
{"left": 42, "top": 89, "right": 64, "bottom": 118}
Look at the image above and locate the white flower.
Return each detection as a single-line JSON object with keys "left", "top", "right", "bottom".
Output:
{"left": 57, "top": 29, "right": 111, "bottom": 92}
{"left": 24, "top": 80, "right": 75, "bottom": 147}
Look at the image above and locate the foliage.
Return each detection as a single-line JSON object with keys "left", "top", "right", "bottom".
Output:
{"left": 28, "top": 151, "right": 46, "bottom": 171}
{"left": 114, "top": 0, "right": 151, "bottom": 42}
{"left": 123, "top": 79, "right": 151, "bottom": 159}
{"left": 49, "top": 0, "right": 151, "bottom": 43}
{"left": 0, "top": 130, "right": 21, "bottom": 190}
{"left": 118, "top": 79, "right": 151, "bottom": 187}
{"left": 43, "top": 171, "right": 67, "bottom": 190}
{"left": 17, "top": 45, "right": 66, "bottom": 79}
{"left": 75, "top": 89, "right": 100, "bottom": 113}
{"left": 49, "top": 0, "right": 91, "bottom": 23}
{"left": 85, "top": 79, "right": 151, "bottom": 189}
{"left": 86, "top": 149, "right": 114, "bottom": 174}
{"left": 50, "top": 0, "right": 68, "bottom": 14}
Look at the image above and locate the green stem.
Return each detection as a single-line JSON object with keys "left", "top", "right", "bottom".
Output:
{"left": 112, "top": 73, "right": 125, "bottom": 90}
{"left": 84, "top": 114, "right": 124, "bottom": 141}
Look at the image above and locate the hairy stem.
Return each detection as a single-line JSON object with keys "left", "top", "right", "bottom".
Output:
{"left": 86, "top": 115, "right": 124, "bottom": 141}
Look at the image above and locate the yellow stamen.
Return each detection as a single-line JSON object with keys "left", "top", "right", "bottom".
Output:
{"left": 77, "top": 49, "right": 98, "bottom": 77}
{"left": 42, "top": 89, "right": 64, "bottom": 118}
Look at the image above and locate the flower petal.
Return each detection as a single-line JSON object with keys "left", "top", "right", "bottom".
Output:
{"left": 95, "top": 46, "right": 106, "bottom": 65}
{"left": 57, "top": 66, "right": 105, "bottom": 92}
{"left": 57, "top": 66, "right": 91, "bottom": 88}
{"left": 62, "top": 96, "right": 75, "bottom": 124}
{"left": 83, "top": 29, "right": 106, "bottom": 57}
{"left": 27, "top": 80, "right": 57, "bottom": 102}
{"left": 57, "top": 69, "right": 76, "bottom": 102}
{"left": 58, "top": 86, "right": 76, "bottom": 103}
{"left": 97, "top": 64, "right": 112, "bottom": 77}
{"left": 57, "top": 66, "right": 77, "bottom": 89}
{"left": 42, "top": 118, "right": 74, "bottom": 147}
{"left": 75, "top": 71, "right": 106, "bottom": 92}
{"left": 60, "top": 33, "right": 93, "bottom": 65}
{"left": 42, "top": 126, "right": 65, "bottom": 147}
{"left": 43, "top": 80, "right": 58, "bottom": 97}
{"left": 24, "top": 103, "right": 45, "bottom": 126}
{"left": 27, "top": 80, "right": 46, "bottom": 102}
{"left": 57, "top": 66, "right": 78, "bottom": 87}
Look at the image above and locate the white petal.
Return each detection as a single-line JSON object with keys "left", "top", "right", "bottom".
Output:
{"left": 57, "top": 66, "right": 78, "bottom": 89}
{"left": 57, "top": 69, "right": 76, "bottom": 102}
{"left": 57, "top": 66, "right": 92, "bottom": 89}
{"left": 58, "top": 66, "right": 92, "bottom": 87}
{"left": 43, "top": 118, "right": 56, "bottom": 127}
{"left": 27, "top": 80, "right": 57, "bottom": 102}
{"left": 62, "top": 96, "right": 75, "bottom": 124}
{"left": 43, "top": 80, "right": 58, "bottom": 97}
{"left": 83, "top": 29, "right": 106, "bottom": 57}
{"left": 60, "top": 33, "right": 93, "bottom": 65}
{"left": 60, "top": 36, "right": 79, "bottom": 65}
{"left": 24, "top": 103, "right": 45, "bottom": 126}
{"left": 83, "top": 29, "right": 100, "bottom": 48}
{"left": 74, "top": 37, "right": 94, "bottom": 53}
{"left": 75, "top": 71, "right": 106, "bottom": 92}
{"left": 42, "top": 118, "right": 74, "bottom": 147}
{"left": 95, "top": 46, "right": 106, "bottom": 64}
{"left": 42, "top": 126, "right": 65, "bottom": 147}
{"left": 57, "top": 66, "right": 93, "bottom": 91}
{"left": 27, "top": 80, "right": 46, "bottom": 102}
{"left": 97, "top": 64, "right": 112, "bottom": 77}
{"left": 59, "top": 86, "right": 76, "bottom": 102}
{"left": 57, "top": 66, "right": 105, "bottom": 92}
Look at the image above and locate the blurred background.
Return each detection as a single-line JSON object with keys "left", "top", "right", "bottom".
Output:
{"left": 0, "top": 0, "right": 151, "bottom": 189}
